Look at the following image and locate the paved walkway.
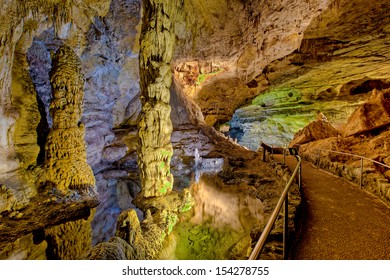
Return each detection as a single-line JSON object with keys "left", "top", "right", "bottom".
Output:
{"left": 275, "top": 155, "right": 390, "bottom": 260}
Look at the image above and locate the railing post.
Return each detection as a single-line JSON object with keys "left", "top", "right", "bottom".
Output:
{"left": 359, "top": 158, "right": 363, "bottom": 189}
{"left": 271, "top": 145, "right": 274, "bottom": 160}
{"left": 283, "top": 145, "right": 286, "bottom": 166}
{"left": 283, "top": 195, "right": 288, "bottom": 260}
{"left": 295, "top": 155, "right": 302, "bottom": 189}
{"left": 262, "top": 147, "right": 266, "bottom": 162}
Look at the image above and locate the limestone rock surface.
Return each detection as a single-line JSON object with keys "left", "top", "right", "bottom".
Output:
{"left": 343, "top": 89, "right": 390, "bottom": 136}
{"left": 229, "top": 0, "right": 390, "bottom": 148}
{"left": 290, "top": 113, "right": 340, "bottom": 146}
{"left": 37, "top": 46, "right": 95, "bottom": 193}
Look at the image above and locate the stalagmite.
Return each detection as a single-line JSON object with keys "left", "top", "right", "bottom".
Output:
{"left": 34, "top": 45, "right": 97, "bottom": 260}
{"left": 137, "top": 0, "right": 181, "bottom": 198}
{"left": 45, "top": 211, "right": 95, "bottom": 260}
{"left": 37, "top": 45, "right": 95, "bottom": 193}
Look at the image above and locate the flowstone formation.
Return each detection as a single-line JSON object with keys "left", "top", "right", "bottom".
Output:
{"left": 137, "top": 0, "right": 181, "bottom": 198}
{"left": 37, "top": 46, "right": 95, "bottom": 193}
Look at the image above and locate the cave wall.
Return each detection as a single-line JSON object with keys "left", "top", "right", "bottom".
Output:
{"left": 172, "top": 0, "right": 331, "bottom": 126}
{"left": 229, "top": 0, "right": 390, "bottom": 149}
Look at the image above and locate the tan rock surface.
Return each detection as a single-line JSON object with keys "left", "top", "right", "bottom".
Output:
{"left": 290, "top": 113, "right": 340, "bottom": 146}
{"left": 37, "top": 46, "right": 95, "bottom": 193}
{"left": 344, "top": 89, "right": 390, "bottom": 136}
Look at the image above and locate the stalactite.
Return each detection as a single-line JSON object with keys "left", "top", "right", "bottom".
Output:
{"left": 15, "top": 0, "right": 73, "bottom": 34}
{"left": 37, "top": 45, "right": 95, "bottom": 193}
{"left": 137, "top": 0, "right": 183, "bottom": 198}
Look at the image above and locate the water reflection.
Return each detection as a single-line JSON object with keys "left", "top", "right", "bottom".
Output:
{"left": 160, "top": 173, "right": 265, "bottom": 260}
{"left": 190, "top": 174, "right": 265, "bottom": 232}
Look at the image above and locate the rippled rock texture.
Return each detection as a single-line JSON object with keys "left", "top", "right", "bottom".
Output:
{"left": 137, "top": 0, "right": 179, "bottom": 198}
{"left": 37, "top": 46, "right": 95, "bottom": 193}
{"left": 229, "top": 0, "right": 390, "bottom": 148}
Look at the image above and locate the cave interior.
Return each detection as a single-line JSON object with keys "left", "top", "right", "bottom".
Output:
{"left": 0, "top": 0, "right": 389, "bottom": 260}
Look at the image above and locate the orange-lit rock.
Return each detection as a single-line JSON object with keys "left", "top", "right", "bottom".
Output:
{"left": 344, "top": 89, "right": 390, "bottom": 137}
{"left": 290, "top": 113, "right": 340, "bottom": 146}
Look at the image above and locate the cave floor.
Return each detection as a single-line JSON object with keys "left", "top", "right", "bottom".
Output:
{"left": 276, "top": 155, "right": 390, "bottom": 260}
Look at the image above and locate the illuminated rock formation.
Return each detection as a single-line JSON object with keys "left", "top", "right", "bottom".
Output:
{"left": 290, "top": 113, "right": 340, "bottom": 146}
{"left": 37, "top": 46, "right": 95, "bottom": 193}
{"left": 86, "top": 188, "right": 194, "bottom": 260}
{"left": 45, "top": 211, "right": 95, "bottom": 260}
{"left": 344, "top": 89, "right": 390, "bottom": 137}
{"left": 137, "top": 0, "right": 180, "bottom": 197}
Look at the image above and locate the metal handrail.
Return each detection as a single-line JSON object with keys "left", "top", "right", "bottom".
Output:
{"left": 313, "top": 148, "right": 390, "bottom": 169}
{"left": 249, "top": 154, "right": 302, "bottom": 260}
{"left": 311, "top": 148, "right": 390, "bottom": 188}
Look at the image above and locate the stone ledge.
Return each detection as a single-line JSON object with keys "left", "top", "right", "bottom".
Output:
{"left": 0, "top": 187, "right": 99, "bottom": 252}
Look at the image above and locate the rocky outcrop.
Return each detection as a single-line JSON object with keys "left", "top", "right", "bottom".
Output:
{"left": 0, "top": 185, "right": 16, "bottom": 213}
{"left": 343, "top": 89, "right": 390, "bottom": 136}
{"left": 290, "top": 113, "right": 340, "bottom": 146}
{"left": 173, "top": 0, "right": 331, "bottom": 127}
{"left": 36, "top": 46, "right": 95, "bottom": 193}
{"left": 295, "top": 93, "right": 390, "bottom": 204}
{"left": 0, "top": 187, "right": 99, "bottom": 253}
{"left": 229, "top": 87, "right": 315, "bottom": 149}
{"left": 0, "top": 233, "right": 47, "bottom": 260}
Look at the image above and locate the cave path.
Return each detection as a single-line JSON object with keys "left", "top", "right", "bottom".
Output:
{"left": 273, "top": 155, "right": 390, "bottom": 260}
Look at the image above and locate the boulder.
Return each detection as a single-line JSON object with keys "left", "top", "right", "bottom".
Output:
{"left": 290, "top": 113, "right": 339, "bottom": 146}
{"left": 344, "top": 89, "right": 390, "bottom": 136}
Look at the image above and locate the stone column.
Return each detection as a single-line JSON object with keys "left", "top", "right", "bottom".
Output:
{"left": 137, "top": 0, "right": 181, "bottom": 197}
{"left": 37, "top": 45, "right": 95, "bottom": 193}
